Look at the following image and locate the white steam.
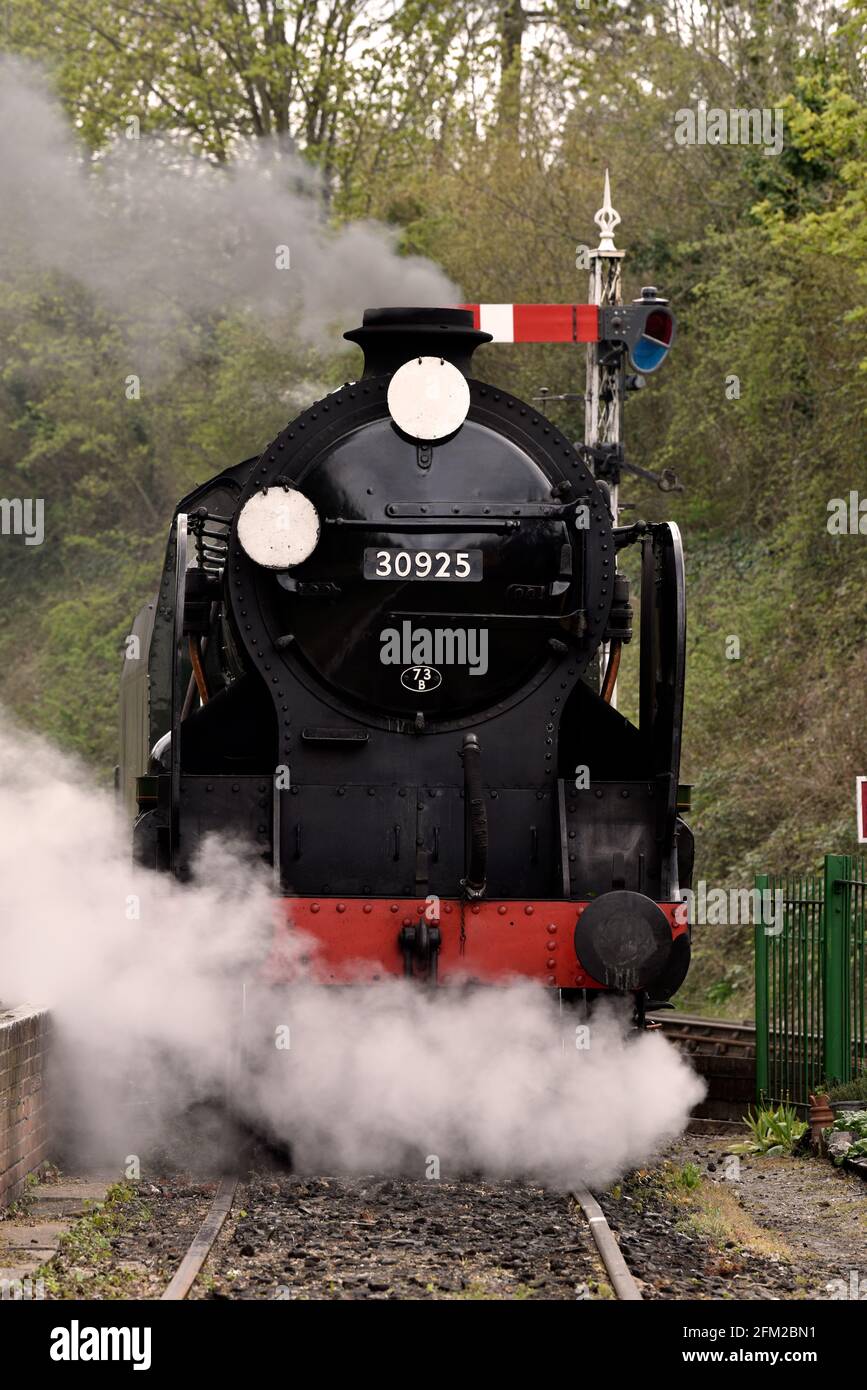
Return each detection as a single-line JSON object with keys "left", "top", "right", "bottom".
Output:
{"left": 0, "top": 717, "right": 704, "bottom": 1188}
{"left": 0, "top": 58, "right": 459, "bottom": 353}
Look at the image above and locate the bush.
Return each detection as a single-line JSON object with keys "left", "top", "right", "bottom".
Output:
{"left": 826, "top": 1073, "right": 867, "bottom": 1103}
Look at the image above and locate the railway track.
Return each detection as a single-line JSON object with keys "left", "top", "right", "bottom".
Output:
{"left": 161, "top": 1175, "right": 239, "bottom": 1301}
{"left": 650, "top": 1012, "right": 756, "bottom": 1129}
{"left": 650, "top": 1012, "right": 756, "bottom": 1056}
{"left": 160, "top": 1170, "right": 644, "bottom": 1301}
{"left": 572, "top": 1185, "right": 642, "bottom": 1300}
{"left": 159, "top": 1014, "right": 757, "bottom": 1299}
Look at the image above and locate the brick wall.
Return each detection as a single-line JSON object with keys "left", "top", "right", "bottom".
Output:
{"left": 0, "top": 1006, "right": 51, "bottom": 1207}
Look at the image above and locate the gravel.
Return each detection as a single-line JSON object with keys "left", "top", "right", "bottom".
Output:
{"left": 36, "top": 1133, "right": 867, "bottom": 1301}
{"left": 596, "top": 1134, "right": 867, "bottom": 1300}
{"left": 190, "top": 1174, "right": 609, "bottom": 1300}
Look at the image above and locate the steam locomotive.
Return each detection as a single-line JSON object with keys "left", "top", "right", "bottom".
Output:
{"left": 119, "top": 305, "right": 691, "bottom": 1014}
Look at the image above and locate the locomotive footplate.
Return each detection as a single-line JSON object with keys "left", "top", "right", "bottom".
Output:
{"left": 265, "top": 898, "right": 688, "bottom": 988}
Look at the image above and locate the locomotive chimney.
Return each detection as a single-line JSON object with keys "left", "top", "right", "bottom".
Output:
{"left": 343, "top": 306, "right": 492, "bottom": 378}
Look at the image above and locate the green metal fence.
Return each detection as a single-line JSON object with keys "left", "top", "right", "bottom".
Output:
{"left": 755, "top": 855, "right": 867, "bottom": 1107}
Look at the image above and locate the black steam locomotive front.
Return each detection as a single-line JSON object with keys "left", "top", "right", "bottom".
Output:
{"left": 121, "top": 306, "right": 691, "bottom": 1003}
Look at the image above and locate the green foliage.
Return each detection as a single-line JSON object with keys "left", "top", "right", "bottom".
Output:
{"left": 825, "top": 1109, "right": 867, "bottom": 1164}
{"left": 706, "top": 979, "right": 736, "bottom": 1008}
{"left": 828, "top": 1110, "right": 867, "bottom": 1132}
{"left": 827, "top": 1072, "right": 867, "bottom": 1103}
{"left": 733, "top": 1104, "right": 808, "bottom": 1156}
{"left": 671, "top": 1161, "right": 703, "bottom": 1191}
{"left": 35, "top": 1181, "right": 151, "bottom": 1299}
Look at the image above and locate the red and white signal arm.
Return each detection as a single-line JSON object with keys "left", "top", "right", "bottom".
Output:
{"left": 462, "top": 303, "right": 599, "bottom": 344}
{"left": 858, "top": 777, "right": 867, "bottom": 843}
{"left": 461, "top": 302, "right": 675, "bottom": 370}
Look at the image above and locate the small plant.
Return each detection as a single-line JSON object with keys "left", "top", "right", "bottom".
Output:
{"left": 731, "top": 1103, "right": 807, "bottom": 1156}
{"left": 672, "top": 1161, "right": 703, "bottom": 1191}
{"left": 589, "top": 1280, "right": 614, "bottom": 1300}
{"left": 32, "top": 1180, "right": 151, "bottom": 1299}
{"left": 829, "top": 1110, "right": 867, "bottom": 1130}
{"left": 0, "top": 1170, "right": 40, "bottom": 1220}
{"left": 655, "top": 1160, "right": 703, "bottom": 1199}
{"left": 826, "top": 1072, "right": 867, "bottom": 1104}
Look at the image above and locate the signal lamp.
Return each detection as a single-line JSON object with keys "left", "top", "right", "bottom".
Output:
{"left": 600, "top": 288, "right": 676, "bottom": 375}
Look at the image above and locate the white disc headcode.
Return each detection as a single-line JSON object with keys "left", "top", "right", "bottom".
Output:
{"left": 387, "top": 356, "right": 470, "bottom": 441}
{"left": 237, "top": 486, "right": 320, "bottom": 569}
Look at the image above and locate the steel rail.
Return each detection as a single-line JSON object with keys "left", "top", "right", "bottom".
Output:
{"left": 651, "top": 1013, "right": 757, "bottom": 1056}
{"left": 161, "top": 1174, "right": 239, "bottom": 1301}
{"left": 649, "top": 1012, "right": 756, "bottom": 1033}
{"left": 572, "top": 1185, "right": 642, "bottom": 1301}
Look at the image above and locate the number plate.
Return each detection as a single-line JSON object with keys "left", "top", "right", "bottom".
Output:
{"left": 363, "top": 548, "right": 483, "bottom": 581}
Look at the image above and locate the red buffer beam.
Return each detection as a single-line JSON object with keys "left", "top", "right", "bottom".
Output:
{"left": 461, "top": 303, "right": 600, "bottom": 344}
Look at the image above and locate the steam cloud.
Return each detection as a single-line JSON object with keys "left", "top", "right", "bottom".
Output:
{"left": 0, "top": 717, "right": 704, "bottom": 1188}
{"left": 0, "top": 58, "right": 459, "bottom": 356}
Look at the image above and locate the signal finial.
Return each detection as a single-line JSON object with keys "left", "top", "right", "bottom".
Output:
{"left": 594, "top": 168, "right": 621, "bottom": 254}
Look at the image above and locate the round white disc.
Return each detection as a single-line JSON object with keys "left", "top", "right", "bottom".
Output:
{"left": 387, "top": 356, "right": 470, "bottom": 441}
{"left": 237, "top": 486, "right": 320, "bottom": 569}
